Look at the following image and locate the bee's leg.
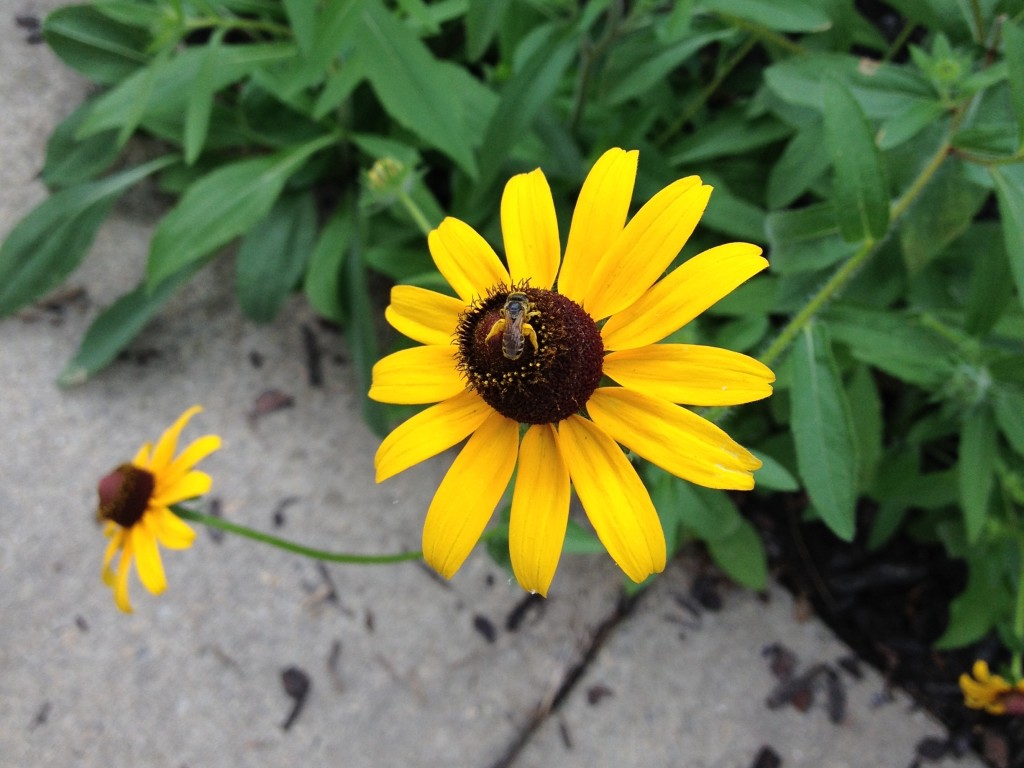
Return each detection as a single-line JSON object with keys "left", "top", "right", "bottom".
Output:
{"left": 484, "top": 318, "right": 507, "bottom": 343}
{"left": 522, "top": 322, "right": 539, "bottom": 353}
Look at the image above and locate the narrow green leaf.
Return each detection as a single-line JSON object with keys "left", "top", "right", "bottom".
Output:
{"left": 183, "top": 30, "right": 225, "bottom": 166}
{"left": 476, "top": 23, "right": 578, "bottom": 187}
{"left": 0, "top": 156, "right": 176, "bottom": 317}
{"left": 304, "top": 206, "right": 353, "bottom": 323}
{"left": 791, "top": 323, "right": 858, "bottom": 541}
{"left": 934, "top": 555, "right": 1003, "bottom": 649}
{"left": 700, "top": 0, "right": 831, "bottom": 32}
{"left": 960, "top": 405, "right": 997, "bottom": 544}
{"left": 313, "top": 49, "right": 365, "bottom": 119}
{"left": 706, "top": 520, "right": 767, "bottom": 589}
{"left": 1005, "top": 20, "right": 1024, "bottom": 148}
{"left": 866, "top": 501, "right": 907, "bottom": 551}
{"left": 994, "top": 389, "right": 1024, "bottom": 457}
{"left": 750, "top": 451, "right": 799, "bottom": 492}
{"left": 990, "top": 166, "right": 1024, "bottom": 309}
{"left": 283, "top": 0, "right": 317, "bottom": 55}
{"left": 356, "top": 2, "right": 477, "bottom": 176}
{"left": 147, "top": 135, "right": 335, "bottom": 288}
{"left": 466, "top": 0, "right": 510, "bottom": 61}
{"left": 847, "top": 364, "right": 883, "bottom": 492}
{"left": 57, "top": 265, "right": 198, "bottom": 387}
{"left": 965, "top": 223, "right": 1013, "bottom": 335}
{"left": 767, "top": 121, "right": 830, "bottom": 208}
{"left": 876, "top": 98, "right": 948, "bottom": 150}
{"left": 42, "top": 98, "right": 121, "bottom": 187}
{"left": 670, "top": 112, "right": 790, "bottom": 164}
{"left": 765, "top": 202, "right": 857, "bottom": 274}
{"left": 43, "top": 4, "right": 150, "bottom": 84}
{"left": 823, "top": 77, "right": 889, "bottom": 242}
{"left": 236, "top": 193, "right": 318, "bottom": 323}
{"left": 562, "top": 519, "right": 606, "bottom": 555}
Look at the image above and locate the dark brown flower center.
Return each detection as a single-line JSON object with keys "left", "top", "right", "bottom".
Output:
{"left": 97, "top": 464, "right": 155, "bottom": 528}
{"left": 456, "top": 284, "right": 604, "bottom": 424}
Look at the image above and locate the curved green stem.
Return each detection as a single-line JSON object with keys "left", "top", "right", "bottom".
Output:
{"left": 396, "top": 189, "right": 436, "bottom": 237}
{"left": 172, "top": 506, "right": 423, "bottom": 565}
{"left": 760, "top": 133, "right": 952, "bottom": 369}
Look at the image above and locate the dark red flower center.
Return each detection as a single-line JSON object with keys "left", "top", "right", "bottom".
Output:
{"left": 456, "top": 284, "right": 604, "bottom": 424}
{"left": 97, "top": 464, "right": 155, "bottom": 528}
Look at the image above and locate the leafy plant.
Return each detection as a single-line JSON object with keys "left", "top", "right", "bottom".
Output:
{"left": 4, "top": 0, "right": 1024, "bottom": 660}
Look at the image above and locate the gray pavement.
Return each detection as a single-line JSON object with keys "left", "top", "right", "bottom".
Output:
{"left": 0, "top": 7, "right": 982, "bottom": 767}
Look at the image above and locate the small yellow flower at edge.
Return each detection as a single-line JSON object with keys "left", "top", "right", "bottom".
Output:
{"left": 960, "top": 660, "right": 1024, "bottom": 715}
{"left": 369, "top": 148, "right": 775, "bottom": 596}
{"left": 96, "top": 406, "right": 220, "bottom": 612}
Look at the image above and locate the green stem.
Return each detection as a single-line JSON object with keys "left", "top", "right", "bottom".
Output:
{"left": 396, "top": 189, "right": 435, "bottom": 237}
{"left": 760, "top": 133, "right": 952, "bottom": 369}
{"left": 656, "top": 34, "right": 758, "bottom": 146}
{"left": 569, "top": 0, "right": 624, "bottom": 133}
{"left": 882, "top": 19, "right": 917, "bottom": 64}
{"left": 186, "top": 15, "right": 291, "bottom": 37}
{"left": 172, "top": 506, "right": 423, "bottom": 565}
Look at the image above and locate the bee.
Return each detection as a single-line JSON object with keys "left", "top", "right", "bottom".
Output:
{"left": 485, "top": 291, "right": 540, "bottom": 360}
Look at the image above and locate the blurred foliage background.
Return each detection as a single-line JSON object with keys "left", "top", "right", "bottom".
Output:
{"left": 3, "top": 0, "right": 1024, "bottom": 668}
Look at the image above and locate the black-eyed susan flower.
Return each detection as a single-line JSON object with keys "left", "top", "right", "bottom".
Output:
{"left": 96, "top": 406, "right": 220, "bottom": 612}
{"left": 960, "top": 660, "right": 1024, "bottom": 715}
{"left": 370, "top": 148, "right": 774, "bottom": 596}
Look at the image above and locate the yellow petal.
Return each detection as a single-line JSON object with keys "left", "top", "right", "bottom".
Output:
{"left": 152, "top": 470, "right": 212, "bottom": 506}
{"left": 132, "top": 442, "right": 152, "bottom": 467}
{"left": 422, "top": 411, "right": 519, "bottom": 579}
{"left": 161, "top": 434, "right": 221, "bottom": 489}
{"left": 583, "top": 178, "right": 709, "bottom": 321}
{"left": 151, "top": 507, "right": 197, "bottom": 550}
{"left": 384, "top": 285, "right": 465, "bottom": 346}
{"left": 559, "top": 148, "right": 638, "bottom": 303}
{"left": 368, "top": 345, "right": 464, "bottom": 404}
{"left": 376, "top": 390, "right": 493, "bottom": 482}
{"left": 132, "top": 519, "right": 166, "bottom": 595}
{"left": 509, "top": 424, "right": 570, "bottom": 596}
{"left": 556, "top": 415, "right": 665, "bottom": 583}
{"left": 149, "top": 406, "right": 203, "bottom": 473}
{"left": 603, "top": 344, "right": 775, "bottom": 405}
{"left": 587, "top": 388, "right": 761, "bottom": 490}
{"left": 601, "top": 242, "right": 768, "bottom": 350}
{"left": 973, "top": 660, "right": 993, "bottom": 682}
{"left": 101, "top": 529, "right": 124, "bottom": 587}
{"left": 501, "top": 168, "right": 560, "bottom": 289}
{"left": 113, "top": 538, "right": 134, "bottom": 613}
{"left": 428, "top": 217, "right": 511, "bottom": 303}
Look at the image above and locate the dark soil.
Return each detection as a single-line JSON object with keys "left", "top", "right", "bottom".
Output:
{"left": 746, "top": 498, "right": 1024, "bottom": 768}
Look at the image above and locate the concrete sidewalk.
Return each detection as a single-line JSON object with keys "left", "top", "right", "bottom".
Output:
{"left": 0, "top": 8, "right": 979, "bottom": 767}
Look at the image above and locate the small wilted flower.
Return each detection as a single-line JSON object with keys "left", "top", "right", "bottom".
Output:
{"left": 96, "top": 406, "right": 220, "bottom": 612}
{"left": 365, "top": 156, "right": 411, "bottom": 200}
{"left": 959, "top": 660, "right": 1024, "bottom": 715}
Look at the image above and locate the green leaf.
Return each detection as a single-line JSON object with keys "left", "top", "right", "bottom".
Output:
{"left": 767, "top": 121, "right": 830, "bottom": 208}
{"left": 876, "top": 98, "right": 948, "bottom": 150}
{"left": 790, "top": 323, "right": 858, "bottom": 541}
{"left": 466, "top": 0, "right": 511, "bottom": 61}
{"left": 898, "top": 159, "right": 988, "bottom": 273}
{"left": 1005, "top": 20, "right": 1024, "bottom": 148}
{"left": 995, "top": 389, "right": 1024, "bottom": 457}
{"left": 822, "top": 77, "right": 889, "bottom": 242}
{"left": 706, "top": 520, "right": 767, "bottom": 589}
{"left": 356, "top": 1, "right": 477, "bottom": 176}
{"left": 846, "top": 364, "right": 883, "bottom": 492}
{"left": 990, "top": 166, "right": 1024, "bottom": 309}
{"left": 304, "top": 206, "right": 353, "bottom": 323}
{"left": 476, "top": 22, "right": 578, "bottom": 187}
{"left": 147, "top": 135, "right": 334, "bottom": 288}
{"left": 42, "top": 98, "right": 121, "bottom": 187}
{"left": 43, "top": 4, "right": 150, "bottom": 84}
{"left": 765, "top": 202, "right": 858, "bottom": 273}
{"left": 313, "top": 48, "right": 365, "bottom": 118}
{"left": 57, "top": 266, "right": 198, "bottom": 387}
{"left": 562, "top": 519, "right": 607, "bottom": 555}
{"left": 751, "top": 451, "right": 799, "bottom": 491}
{"left": 699, "top": 0, "right": 831, "bottom": 32}
{"left": 0, "top": 156, "right": 176, "bottom": 318}
{"left": 960, "top": 405, "right": 997, "bottom": 543}
{"left": 866, "top": 501, "right": 907, "bottom": 551}
{"left": 283, "top": 0, "right": 317, "bottom": 55}
{"left": 934, "top": 554, "right": 1005, "bottom": 649}
{"left": 183, "top": 29, "right": 225, "bottom": 166}
{"left": 670, "top": 112, "right": 790, "bottom": 165}
{"left": 236, "top": 193, "right": 318, "bottom": 323}
{"left": 964, "top": 223, "right": 1013, "bottom": 335}
{"left": 824, "top": 305, "right": 955, "bottom": 387}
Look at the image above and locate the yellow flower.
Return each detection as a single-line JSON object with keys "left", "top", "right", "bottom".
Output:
{"left": 370, "top": 148, "right": 774, "bottom": 595}
{"left": 960, "top": 660, "right": 1024, "bottom": 715}
{"left": 96, "top": 406, "right": 220, "bottom": 612}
